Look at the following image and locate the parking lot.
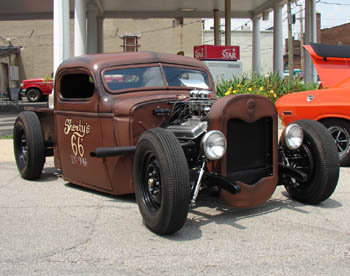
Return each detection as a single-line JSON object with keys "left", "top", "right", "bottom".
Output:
{"left": 0, "top": 138, "right": 349, "bottom": 276}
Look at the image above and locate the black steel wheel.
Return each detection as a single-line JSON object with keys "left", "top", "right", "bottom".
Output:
{"left": 13, "top": 111, "right": 46, "bottom": 180}
{"left": 133, "top": 128, "right": 190, "bottom": 235}
{"left": 26, "top": 88, "right": 42, "bottom": 102}
{"left": 321, "top": 118, "right": 350, "bottom": 166}
{"left": 280, "top": 119, "right": 339, "bottom": 204}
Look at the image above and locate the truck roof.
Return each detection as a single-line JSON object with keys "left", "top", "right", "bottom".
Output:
{"left": 58, "top": 51, "right": 208, "bottom": 72}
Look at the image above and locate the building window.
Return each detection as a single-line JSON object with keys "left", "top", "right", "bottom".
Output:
{"left": 122, "top": 36, "right": 140, "bottom": 52}
{"left": 173, "top": 17, "right": 183, "bottom": 27}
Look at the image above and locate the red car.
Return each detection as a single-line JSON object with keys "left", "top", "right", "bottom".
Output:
{"left": 276, "top": 43, "right": 350, "bottom": 166}
{"left": 20, "top": 78, "right": 53, "bottom": 102}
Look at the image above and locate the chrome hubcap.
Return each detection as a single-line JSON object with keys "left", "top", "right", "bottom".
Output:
{"left": 328, "top": 126, "right": 350, "bottom": 158}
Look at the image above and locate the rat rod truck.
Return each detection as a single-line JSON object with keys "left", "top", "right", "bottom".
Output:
{"left": 13, "top": 52, "right": 340, "bottom": 235}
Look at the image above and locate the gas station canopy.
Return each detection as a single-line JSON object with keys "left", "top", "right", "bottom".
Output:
{"left": 1, "top": 0, "right": 285, "bottom": 20}
{"left": 1, "top": 0, "right": 317, "bottom": 83}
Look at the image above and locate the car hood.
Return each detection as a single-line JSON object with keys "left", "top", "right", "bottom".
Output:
{"left": 22, "top": 78, "right": 44, "bottom": 83}
{"left": 305, "top": 43, "right": 350, "bottom": 88}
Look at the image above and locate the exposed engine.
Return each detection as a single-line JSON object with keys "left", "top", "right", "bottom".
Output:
{"left": 164, "top": 89, "right": 215, "bottom": 140}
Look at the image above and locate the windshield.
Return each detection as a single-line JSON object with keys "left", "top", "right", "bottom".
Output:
{"left": 103, "top": 65, "right": 210, "bottom": 92}
{"left": 104, "top": 66, "right": 164, "bottom": 91}
{"left": 163, "top": 66, "right": 209, "bottom": 89}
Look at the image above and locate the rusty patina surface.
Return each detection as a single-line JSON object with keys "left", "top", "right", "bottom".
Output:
{"left": 28, "top": 51, "right": 280, "bottom": 207}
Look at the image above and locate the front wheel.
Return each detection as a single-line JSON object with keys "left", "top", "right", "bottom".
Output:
{"left": 133, "top": 128, "right": 190, "bottom": 235}
{"left": 26, "top": 88, "right": 42, "bottom": 102}
{"left": 280, "top": 120, "right": 339, "bottom": 204}
{"left": 13, "top": 111, "right": 46, "bottom": 180}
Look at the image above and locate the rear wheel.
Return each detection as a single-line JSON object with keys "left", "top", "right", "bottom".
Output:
{"left": 321, "top": 119, "right": 350, "bottom": 166}
{"left": 13, "top": 111, "right": 46, "bottom": 180}
{"left": 133, "top": 128, "right": 190, "bottom": 235}
{"left": 280, "top": 120, "right": 339, "bottom": 204}
{"left": 26, "top": 88, "right": 42, "bottom": 102}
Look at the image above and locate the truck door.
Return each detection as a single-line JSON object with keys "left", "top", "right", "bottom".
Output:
{"left": 54, "top": 70, "right": 112, "bottom": 192}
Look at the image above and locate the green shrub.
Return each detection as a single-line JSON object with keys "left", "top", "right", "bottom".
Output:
{"left": 216, "top": 73, "right": 319, "bottom": 102}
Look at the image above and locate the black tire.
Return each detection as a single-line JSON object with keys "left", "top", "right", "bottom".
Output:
{"left": 321, "top": 118, "right": 350, "bottom": 166}
{"left": 13, "top": 111, "right": 46, "bottom": 180}
{"left": 26, "top": 88, "right": 42, "bottom": 102}
{"left": 281, "top": 119, "right": 339, "bottom": 204}
{"left": 133, "top": 128, "right": 190, "bottom": 235}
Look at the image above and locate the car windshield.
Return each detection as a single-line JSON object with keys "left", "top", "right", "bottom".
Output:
{"left": 104, "top": 65, "right": 210, "bottom": 92}
{"left": 104, "top": 66, "right": 164, "bottom": 91}
{"left": 163, "top": 66, "right": 209, "bottom": 89}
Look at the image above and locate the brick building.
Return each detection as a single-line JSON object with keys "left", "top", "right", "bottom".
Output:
{"left": 321, "top": 22, "right": 350, "bottom": 46}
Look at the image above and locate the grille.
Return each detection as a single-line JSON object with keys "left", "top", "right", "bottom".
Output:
{"left": 226, "top": 117, "right": 273, "bottom": 184}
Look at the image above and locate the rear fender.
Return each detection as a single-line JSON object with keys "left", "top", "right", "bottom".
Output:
{"left": 317, "top": 115, "right": 350, "bottom": 123}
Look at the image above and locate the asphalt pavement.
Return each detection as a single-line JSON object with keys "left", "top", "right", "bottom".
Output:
{"left": 0, "top": 101, "right": 47, "bottom": 136}
{"left": 0, "top": 138, "right": 350, "bottom": 275}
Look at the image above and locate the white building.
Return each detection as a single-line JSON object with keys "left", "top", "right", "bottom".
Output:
{"left": 202, "top": 29, "right": 274, "bottom": 75}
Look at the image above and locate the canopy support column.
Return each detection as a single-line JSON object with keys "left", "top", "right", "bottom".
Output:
{"left": 214, "top": 9, "right": 221, "bottom": 46}
{"left": 74, "top": 0, "right": 87, "bottom": 56}
{"left": 273, "top": 2, "right": 284, "bottom": 77}
{"left": 252, "top": 15, "right": 262, "bottom": 73}
{"left": 87, "top": 4, "right": 98, "bottom": 54}
{"left": 97, "top": 17, "right": 104, "bottom": 53}
{"left": 225, "top": 0, "right": 231, "bottom": 45}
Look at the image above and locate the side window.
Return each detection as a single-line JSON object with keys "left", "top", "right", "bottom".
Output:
{"left": 60, "top": 73, "right": 94, "bottom": 99}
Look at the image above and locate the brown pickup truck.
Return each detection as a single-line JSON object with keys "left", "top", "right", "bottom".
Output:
{"left": 13, "top": 52, "right": 340, "bottom": 235}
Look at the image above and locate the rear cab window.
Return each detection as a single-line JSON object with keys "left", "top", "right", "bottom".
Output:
{"left": 60, "top": 73, "right": 94, "bottom": 99}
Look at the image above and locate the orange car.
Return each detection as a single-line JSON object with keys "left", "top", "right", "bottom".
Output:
{"left": 276, "top": 43, "right": 350, "bottom": 166}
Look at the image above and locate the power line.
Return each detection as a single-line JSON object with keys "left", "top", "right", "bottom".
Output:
{"left": 318, "top": 1, "right": 350, "bottom": 5}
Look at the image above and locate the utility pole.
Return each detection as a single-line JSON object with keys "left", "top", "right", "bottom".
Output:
{"left": 288, "top": 0, "right": 294, "bottom": 78}
{"left": 299, "top": 3, "right": 304, "bottom": 72}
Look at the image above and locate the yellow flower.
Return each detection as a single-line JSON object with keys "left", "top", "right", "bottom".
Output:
{"left": 259, "top": 87, "right": 264, "bottom": 91}
{"left": 273, "top": 93, "right": 277, "bottom": 98}
{"left": 269, "top": 89, "right": 274, "bottom": 93}
{"left": 225, "top": 90, "right": 231, "bottom": 96}
{"left": 232, "top": 90, "right": 237, "bottom": 94}
{"left": 248, "top": 87, "right": 252, "bottom": 92}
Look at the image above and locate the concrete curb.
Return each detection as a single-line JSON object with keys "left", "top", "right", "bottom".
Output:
{"left": 0, "top": 139, "right": 14, "bottom": 163}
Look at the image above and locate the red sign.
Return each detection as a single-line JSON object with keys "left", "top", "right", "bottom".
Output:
{"left": 194, "top": 45, "right": 240, "bottom": 61}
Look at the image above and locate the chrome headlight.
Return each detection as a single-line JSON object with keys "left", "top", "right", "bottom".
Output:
{"left": 283, "top": 123, "right": 304, "bottom": 150}
{"left": 201, "top": 130, "right": 227, "bottom": 160}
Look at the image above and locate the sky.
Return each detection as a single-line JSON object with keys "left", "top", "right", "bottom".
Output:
{"left": 203, "top": 0, "right": 350, "bottom": 39}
